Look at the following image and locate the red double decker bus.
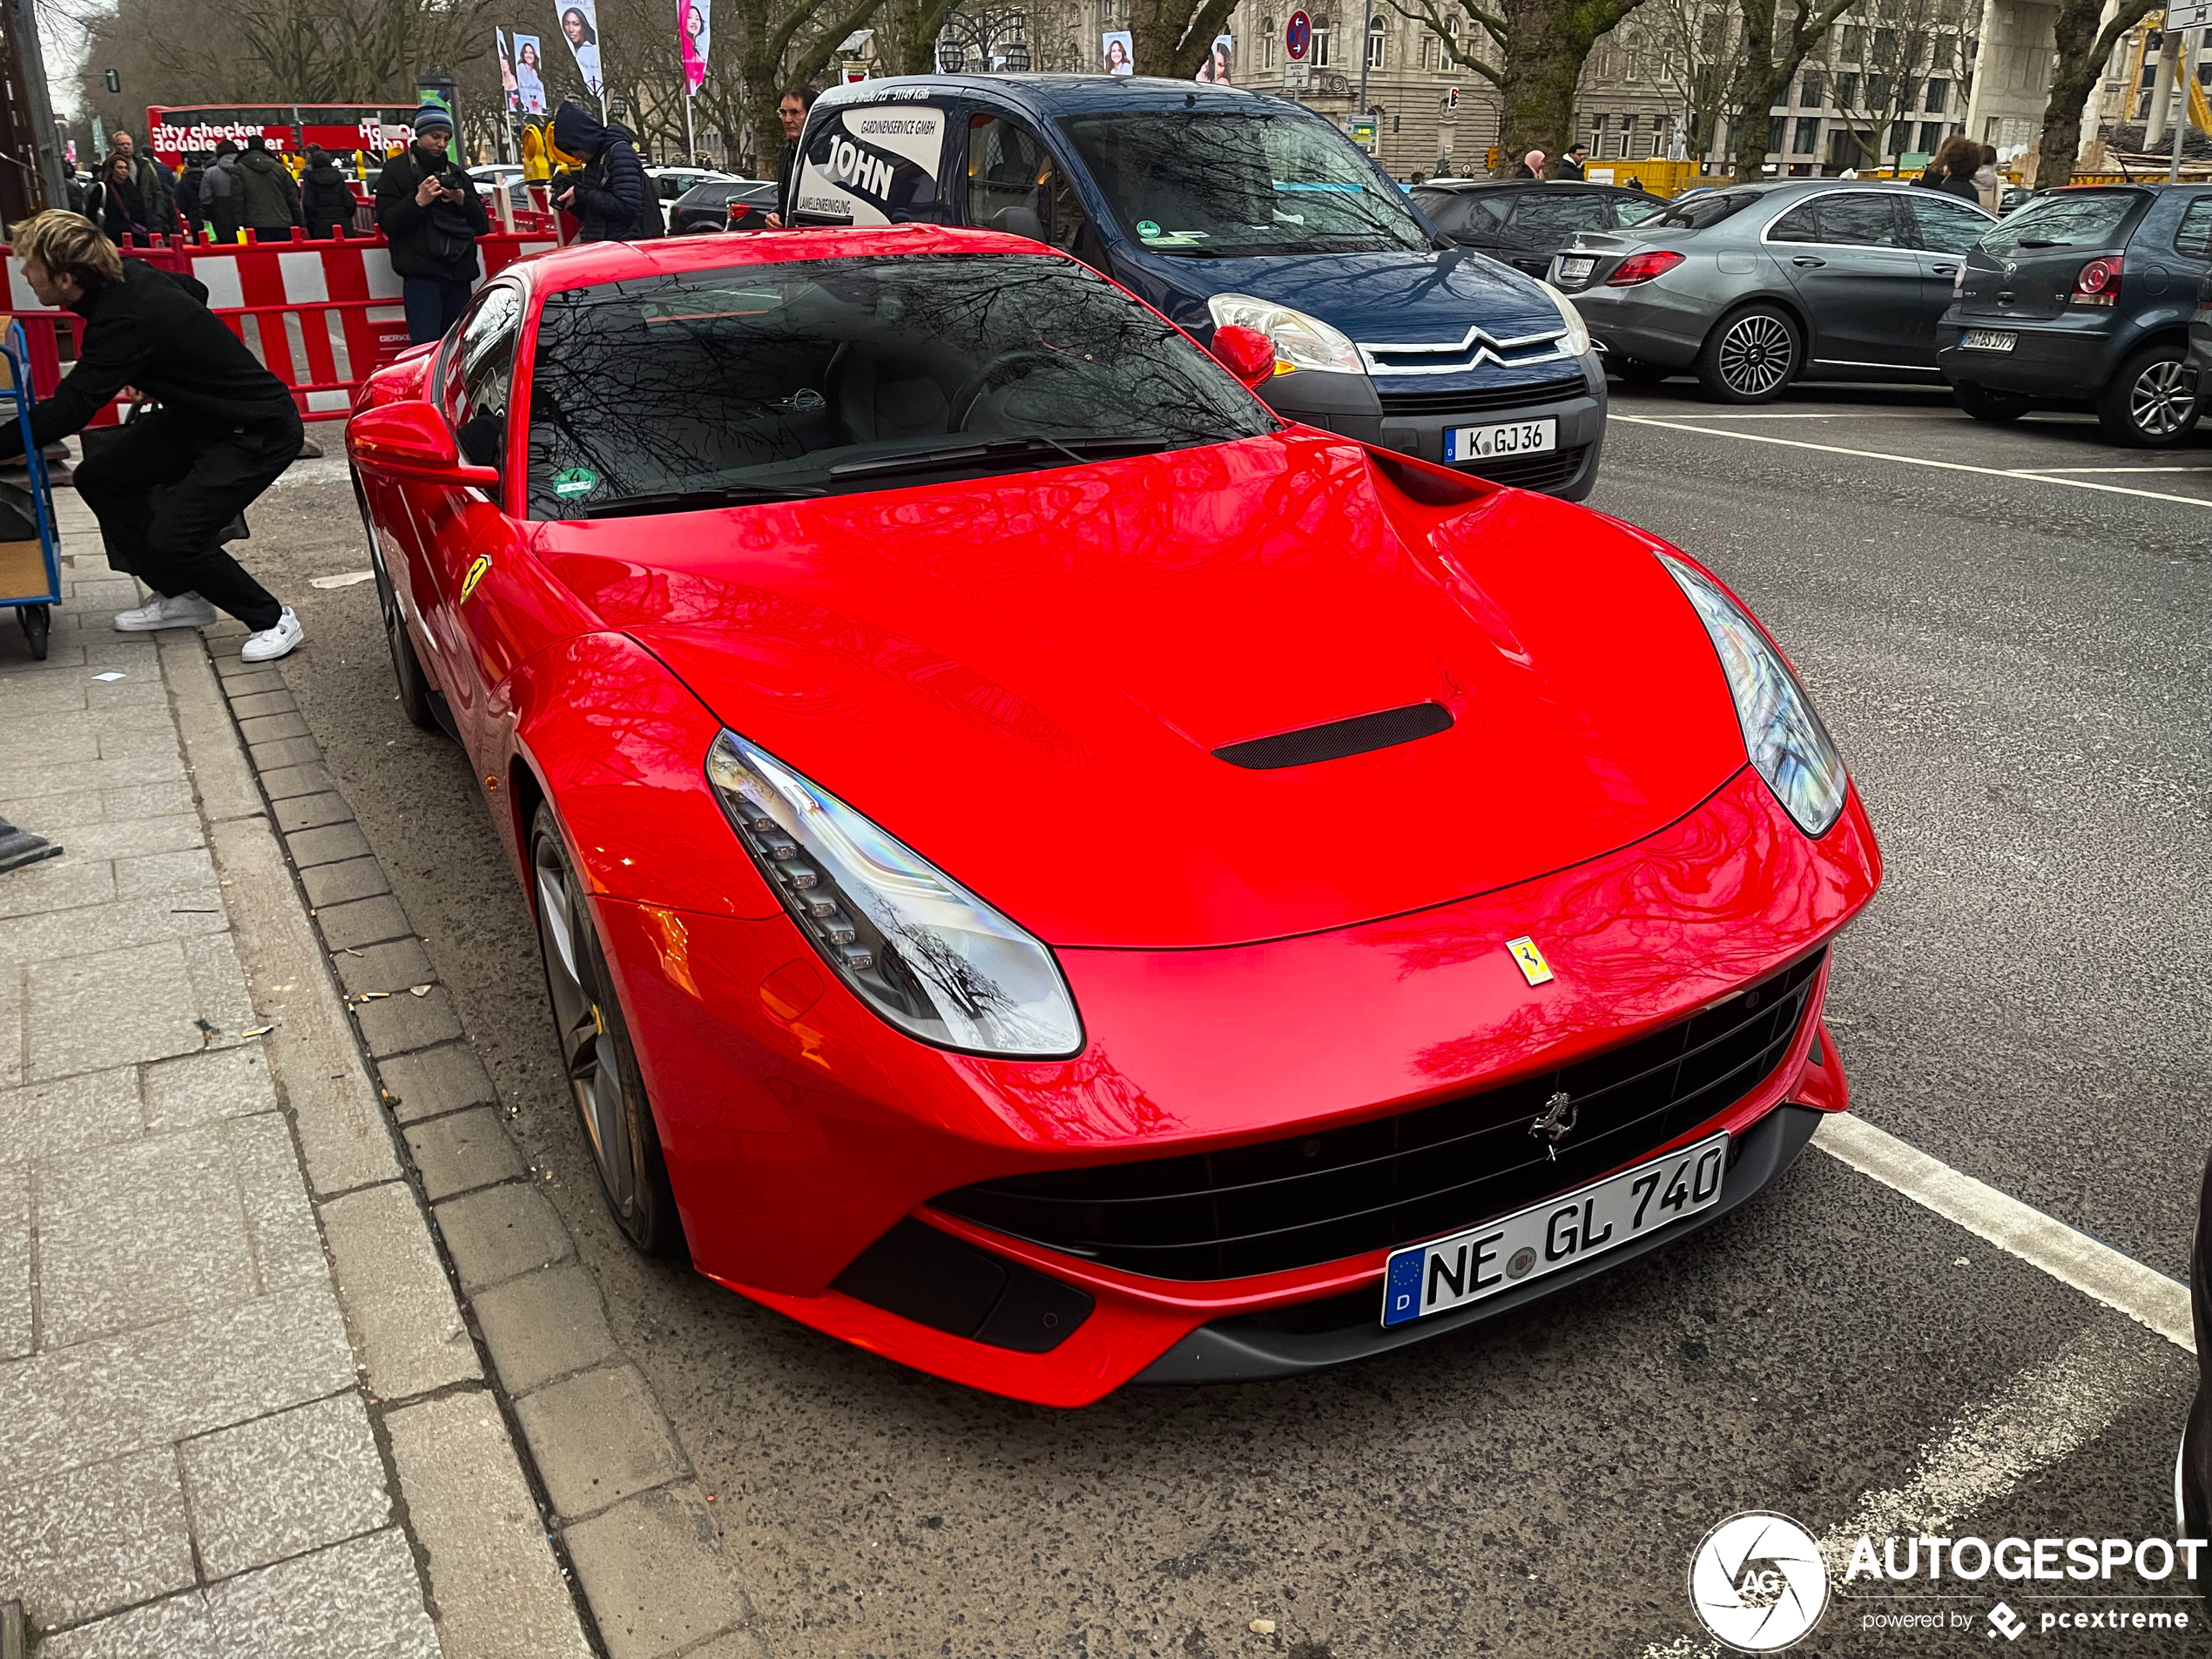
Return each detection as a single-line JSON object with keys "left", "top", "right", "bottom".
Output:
{"left": 144, "top": 105, "right": 419, "bottom": 168}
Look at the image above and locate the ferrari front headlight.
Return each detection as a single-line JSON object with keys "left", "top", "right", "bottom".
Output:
{"left": 1206, "top": 293, "right": 1364, "bottom": 374}
{"left": 1660, "top": 554, "right": 1849, "bottom": 837}
{"left": 707, "top": 732, "right": 1082, "bottom": 1057}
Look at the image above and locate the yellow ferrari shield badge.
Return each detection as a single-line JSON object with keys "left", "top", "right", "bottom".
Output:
{"left": 460, "top": 553, "right": 492, "bottom": 604}
{"left": 1506, "top": 935, "right": 1554, "bottom": 987}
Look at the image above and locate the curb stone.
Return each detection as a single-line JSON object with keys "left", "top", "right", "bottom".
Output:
{"left": 194, "top": 620, "right": 777, "bottom": 1659}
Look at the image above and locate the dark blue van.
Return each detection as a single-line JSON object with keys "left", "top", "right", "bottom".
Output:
{"left": 788, "top": 75, "right": 1608, "bottom": 499}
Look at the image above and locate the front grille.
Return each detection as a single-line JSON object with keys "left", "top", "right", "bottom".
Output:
{"left": 934, "top": 951, "right": 1824, "bottom": 1281}
{"left": 1465, "top": 445, "right": 1587, "bottom": 491}
{"left": 1378, "top": 374, "right": 1589, "bottom": 417}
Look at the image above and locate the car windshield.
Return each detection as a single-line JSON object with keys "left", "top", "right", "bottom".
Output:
{"left": 523, "top": 253, "right": 1275, "bottom": 518}
{"left": 1979, "top": 189, "right": 2146, "bottom": 255}
{"left": 1647, "top": 190, "right": 1760, "bottom": 230}
{"left": 1058, "top": 111, "right": 1431, "bottom": 256}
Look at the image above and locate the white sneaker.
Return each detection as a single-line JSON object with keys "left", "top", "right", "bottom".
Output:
{"left": 239, "top": 607, "right": 303, "bottom": 664}
{"left": 112, "top": 591, "right": 219, "bottom": 631}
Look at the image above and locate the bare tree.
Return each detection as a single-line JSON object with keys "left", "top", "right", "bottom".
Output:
{"left": 2032, "top": 0, "right": 2160, "bottom": 184}
{"left": 1610, "top": 0, "right": 1743, "bottom": 164}
{"left": 730, "top": 0, "right": 887, "bottom": 168}
{"left": 1390, "top": 0, "right": 1656, "bottom": 173}
{"left": 1804, "top": 0, "right": 1973, "bottom": 170}
{"left": 1727, "top": 0, "right": 1856, "bottom": 180}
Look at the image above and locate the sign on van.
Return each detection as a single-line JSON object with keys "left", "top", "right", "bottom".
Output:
{"left": 793, "top": 105, "right": 946, "bottom": 226}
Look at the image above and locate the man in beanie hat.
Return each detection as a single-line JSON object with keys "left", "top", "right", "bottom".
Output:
{"left": 233, "top": 131, "right": 303, "bottom": 239}
{"left": 374, "top": 104, "right": 489, "bottom": 343}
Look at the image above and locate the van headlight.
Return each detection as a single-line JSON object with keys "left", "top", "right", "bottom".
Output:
{"left": 1206, "top": 293, "right": 1364, "bottom": 374}
{"left": 1661, "top": 554, "right": 1849, "bottom": 837}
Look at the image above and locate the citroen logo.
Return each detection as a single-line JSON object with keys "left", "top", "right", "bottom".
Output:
{"left": 1530, "top": 1090, "right": 1577, "bottom": 1159}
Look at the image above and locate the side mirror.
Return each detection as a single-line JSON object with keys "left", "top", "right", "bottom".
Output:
{"left": 347, "top": 400, "right": 502, "bottom": 489}
{"left": 1211, "top": 324, "right": 1277, "bottom": 389}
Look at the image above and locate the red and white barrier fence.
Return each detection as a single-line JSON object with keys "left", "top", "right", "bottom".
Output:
{"left": 0, "top": 226, "right": 561, "bottom": 426}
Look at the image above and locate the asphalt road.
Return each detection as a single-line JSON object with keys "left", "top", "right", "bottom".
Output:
{"left": 223, "top": 380, "right": 2211, "bottom": 1656}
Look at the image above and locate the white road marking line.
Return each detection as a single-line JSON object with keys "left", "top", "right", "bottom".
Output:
{"left": 1819, "top": 1324, "right": 2175, "bottom": 1568}
{"left": 307, "top": 570, "right": 376, "bottom": 590}
{"left": 1613, "top": 415, "right": 2212, "bottom": 508}
{"left": 1616, "top": 409, "right": 1952, "bottom": 421}
{"left": 1815, "top": 1114, "right": 2194, "bottom": 1353}
{"left": 2014, "top": 465, "right": 2212, "bottom": 474}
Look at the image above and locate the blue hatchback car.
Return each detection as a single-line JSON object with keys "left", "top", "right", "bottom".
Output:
{"left": 788, "top": 75, "right": 1608, "bottom": 498}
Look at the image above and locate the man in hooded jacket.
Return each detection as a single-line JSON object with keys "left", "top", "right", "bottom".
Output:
{"left": 202, "top": 141, "right": 241, "bottom": 242}
{"left": 233, "top": 133, "right": 302, "bottom": 238}
{"left": 550, "top": 101, "right": 658, "bottom": 241}
{"left": 300, "top": 146, "right": 356, "bottom": 238}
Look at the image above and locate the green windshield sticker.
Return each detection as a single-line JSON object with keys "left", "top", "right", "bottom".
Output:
{"left": 1136, "top": 219, "right": 1161, "bottom": 239}
{"left": 552, "top": 468, "right": 598, "bottom": 499}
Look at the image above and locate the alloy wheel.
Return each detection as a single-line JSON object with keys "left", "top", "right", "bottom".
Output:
{"left": 533, "top": 838, "right": 639, "bottom": 1220}
{"left": 1716, "top": 314, "right": 1795, "bottom": 399}
{"left": 2130, "top": 359, "right": 2198, "bottom": 439}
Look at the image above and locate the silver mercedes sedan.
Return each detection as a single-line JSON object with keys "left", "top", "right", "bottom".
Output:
{"left": 1548, "top": 179, "right": 1996, "bottom": 403}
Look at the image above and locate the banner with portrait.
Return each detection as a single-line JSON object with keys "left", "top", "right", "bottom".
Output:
{"left": 514, "top": 33, "right": 549, "bottom": 112}
{"left": 556, "top": 0, "right": 604, "bottom": 98}
{"left": 1102, "top": 30, "right": 1133, "bottom": 74}
{"left": 678, "top": 0, "right": 711, "bottom": 94}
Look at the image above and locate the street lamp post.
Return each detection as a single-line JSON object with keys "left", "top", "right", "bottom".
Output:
{"left": 936, "top": 5, "right": 1031, "bottom": 73}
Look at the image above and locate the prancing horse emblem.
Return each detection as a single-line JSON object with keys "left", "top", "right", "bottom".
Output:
{"left": 1530, "top": 1090, "right": 1577, "bottom": 1159}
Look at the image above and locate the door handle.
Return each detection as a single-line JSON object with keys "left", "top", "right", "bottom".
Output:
{"left": 1932, "top": 264, "right": 1958, "bottom": 276}
{"left": 1791, "top": 255, "right": 1826, "bottom": 267}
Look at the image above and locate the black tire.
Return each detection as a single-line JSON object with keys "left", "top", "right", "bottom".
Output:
{"left": 1695, "top": 304, "right": 1801, "bottom": 404}
{"left": 529, "top": 804, "right": 686, "bottom": 1258}
{"left": 1612, "top": 357, "right": 1673, "bottom": 386}
{"left": 365, "top": 518, "right": 439, "bottom": 731}
{"left": 2095, "top": 342, "right": 2202, "bottom": 448}
{"left": 1953, "top": 383, "right": 2030, "bottom": 423}
{"left": 17, "top": 604, "right": 49, "bottom": 660}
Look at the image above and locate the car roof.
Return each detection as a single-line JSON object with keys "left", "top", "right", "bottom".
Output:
{"left": 813, "top": 72, "right": 1305, "bottom": 123}
{"left": 1416, "top": 179, "right": 1637, "bottom": 194}
{"left": 498, "top": 222, "right": 1077, "bottom": 298}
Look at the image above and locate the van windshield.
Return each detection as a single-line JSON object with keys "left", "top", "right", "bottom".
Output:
{"left": 1059, "top": 111, "right": 1432, "bottom": 257}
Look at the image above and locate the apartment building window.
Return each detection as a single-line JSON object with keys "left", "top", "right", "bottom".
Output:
{"left": 1841, "top": 23, "right": 1865, "bottom": 57}
{"left": 1701, "top": 12, "right": 1725, "bottom": 54}
{"left": 1769, "top": 116, "right": 1787, "bottom": 152}
{"left": 1793, "top": 116, "right": 1821, "bottom": 152}
{"left": 1264, "top": 18, "right": 1278, "bottom": 67}
{"left": 1800, "top": 70, "right": 1824, "bottom": 106}
{"left": 1918, "top": 119, "right": 1946, "bottom": 152}
{"left": 1886, "top": 119, "right": 1911, "bottom": 154}
{"left": 1875, "top": 27, "right": 1897, "bottom": 60}
{"left": 1313, "top": 19, "right": 1332, "bottom": 64}
{"left": 1866, "top": 72, "right": 1891, "bottom": 108}
{"left": 1621, "top": 113, "right": 1639, "bottom": 158}
{"left": 1924, "top": 78, "right": 1948, "bottom": 113}
{"left": 1418, "top": 32, "right": 1430, "bottom": 68}
{"left": 1366, "top": 17, "right": 1386, "bottom": 68}
{"left": 1835, "top": 71, "right": 1858, "bottom": 108}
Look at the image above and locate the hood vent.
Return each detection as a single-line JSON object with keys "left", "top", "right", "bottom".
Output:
{"left": 1213, "top": 701, "right": 1453, "bottom": 770}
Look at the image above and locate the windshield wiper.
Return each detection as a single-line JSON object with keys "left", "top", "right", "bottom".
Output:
{"left": 826, "top": 434, "right": 1184, "bottom": 480}
{"left": 580, "top": 482, "right": 823, "bottom": 518}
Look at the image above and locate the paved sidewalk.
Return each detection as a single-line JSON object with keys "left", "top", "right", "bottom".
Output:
{"left": 0, "top": 482, "right": 594, "bottom": 1656}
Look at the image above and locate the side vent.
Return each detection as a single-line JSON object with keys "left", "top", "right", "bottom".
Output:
{"left": 1213, "top": 701, "right": 1453, "bottom": 770}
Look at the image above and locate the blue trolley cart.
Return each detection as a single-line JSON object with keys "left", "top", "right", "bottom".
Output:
{"left": 0, "top": 320, "right": 61, "bottom": 661}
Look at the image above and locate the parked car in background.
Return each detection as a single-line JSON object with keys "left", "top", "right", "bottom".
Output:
{"left": 1936, "top": 183, "right": 2211, "bottom": 446}
{"left": 1412, "top": 179, "right": 1669, "bottom": 279}
{"left": 667, "top": 177, "right": 779, "bottom": 234}
{"left": 2192, "top": 265, "right": 2212, "bottom": 396}
{"left": 646, "top": 165, "right": 735, "bottom": 228}
{"left": 1549, "top": 179, "right": 1996, "bottom": 402}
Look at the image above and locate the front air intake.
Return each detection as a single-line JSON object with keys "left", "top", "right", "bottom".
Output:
{"left": 1212, "top": 702, "right": 1453, "bottom": 770}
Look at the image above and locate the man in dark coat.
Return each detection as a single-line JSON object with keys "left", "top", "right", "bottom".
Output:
{"left": 233, "top": 132, "right": 303, "bottom": 238}
{"left": 765, "top": 84, "right": 815, "bottom": 227}
{"left": 550, "top": 101, "right": 658, "bottom": 240}
{"left": 1556, "top": 142, "right": 1588, "bottom": 180}
{"left": 175, "top": 152, "right": 208, "bottom": 239}
{"left": 300, "top": 145, "right": 356, "bottom": 238}
{"left": 203, "top": 141, "right": 241, "bottom": 242}
{"left": 375, "top": 104, "right": 490, "bottom": 342}
{"left": 0, "top": 212, "right": 303, "bottom": 661}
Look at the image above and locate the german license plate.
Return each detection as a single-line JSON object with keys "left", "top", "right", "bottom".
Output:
{"left": 1379, "top": 1131, "right": 1730, "bottom": 1326}
{"left": 1962, "top": 329, "right": 2017, "bottom": 352}
{"left": 1445, "top": 417, "right": 1557, "bottom": 463}
{"left": 1559, "top": 256, "right": 1595, "bottom": 281}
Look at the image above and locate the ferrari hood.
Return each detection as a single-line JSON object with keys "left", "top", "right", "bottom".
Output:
{"left": 537, "top": 432, "right": 1749, "bottom": 948}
